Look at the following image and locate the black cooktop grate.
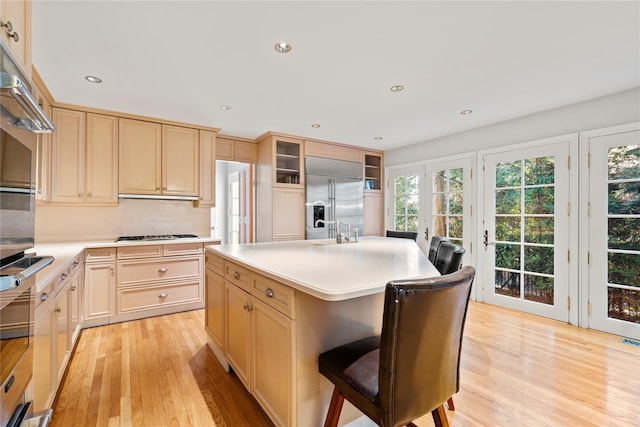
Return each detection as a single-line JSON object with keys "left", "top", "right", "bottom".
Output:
{"left": 116, "top": 234, "right": 198, "bottom": 242}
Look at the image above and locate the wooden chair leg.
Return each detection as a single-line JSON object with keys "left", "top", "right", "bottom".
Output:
{"left": 324, "top": 387, "right": 345, "bottom": 427}
{"left": 431, "top": 404, "right": 450, "bottom": 427}
{"left": 447, "top": 396, "right": 455, "bottom": 411}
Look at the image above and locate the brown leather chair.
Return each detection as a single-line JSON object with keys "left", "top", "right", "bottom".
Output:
{"left": 428, "top": 236, "right": 449, "bottom": 263}
{"left": 434, "top": 242, "right": 465, "bottom": 275}
{"left": 318, "top": 266, "right": 476, "bottom": 427}
{"left": 386, "top": 230, "right": 418, "bottom": 242}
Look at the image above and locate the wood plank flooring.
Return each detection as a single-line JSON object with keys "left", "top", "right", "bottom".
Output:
{"left": 51, "top": 302, "right": 640, "bottom": 427}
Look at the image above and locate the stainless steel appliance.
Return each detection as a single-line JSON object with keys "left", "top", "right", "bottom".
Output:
{"left": 1, "top": 41, "right": 55, "bottom": 427}
{"left": 305, "top": 156, "right": 363, "bottom": 240}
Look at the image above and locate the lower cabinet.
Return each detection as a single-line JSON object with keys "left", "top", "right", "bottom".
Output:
{"left": 84, "top": 248, "right": 116, "bottom": 327}
{"left": 363, "top": 191, "right": 384, "bottom": 236}
{"left": 273, "top": 188, "right": 305, "bottom": 241}
{"left": 33, "top": 253, "right": 83, "bottom": 412}
{"left": 207, "top": 253, "right": 295, "bottom": 427}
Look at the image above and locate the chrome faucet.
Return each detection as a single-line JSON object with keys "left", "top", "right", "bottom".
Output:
{"left": 314, "top": 219, "right": 343, "bottom": 243}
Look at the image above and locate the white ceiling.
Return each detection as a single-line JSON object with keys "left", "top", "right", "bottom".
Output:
{"left": 31, "top": 1, "right": 639, "bottom": 151}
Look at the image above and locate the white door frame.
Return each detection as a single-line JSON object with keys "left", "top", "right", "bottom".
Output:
{"left": 476, "top": 134, "right": 579, "bottom": 324}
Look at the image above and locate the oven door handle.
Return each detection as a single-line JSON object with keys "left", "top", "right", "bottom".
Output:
{"left": 13, "top": 256, "right": 55, "bottom": 285}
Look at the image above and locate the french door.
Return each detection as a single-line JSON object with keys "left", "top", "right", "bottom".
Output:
{"left": 481, "top": 140, "right": 571, "bottom": 321}
{"left": 387, "top": 157, "right": 473, "bottom": 260}
{"left": 586, "top": 123, "right": 640, "bottom": 339}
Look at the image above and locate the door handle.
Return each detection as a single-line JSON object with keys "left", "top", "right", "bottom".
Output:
{"left": 424, "top": 227, "right": 429, "bottom": 241}
{"left": 158, "top": 267, "right": 168, "bottom": 273}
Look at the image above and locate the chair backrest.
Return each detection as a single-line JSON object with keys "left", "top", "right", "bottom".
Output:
{"left": 378, "top": 266, "right": 475, "bottom": 426}
{"left": 385, "top": 230, "right": 418, "bottom": 242}
{"left": 428, "top": 236, "right": 449, "bottom": 263}
{"left": 434, "top": 242, "right": 465, "bottom": 275}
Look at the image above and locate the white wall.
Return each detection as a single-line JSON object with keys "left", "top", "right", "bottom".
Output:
{"left": 385, "top": 88, "right": 640, "bottom": 166}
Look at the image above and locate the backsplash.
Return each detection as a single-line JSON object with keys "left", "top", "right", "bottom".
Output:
{"left": 35, "top": 199, "right": 211, "bottom": 242}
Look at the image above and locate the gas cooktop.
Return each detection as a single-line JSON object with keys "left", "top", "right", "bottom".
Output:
{"left": 116, "top": 234, "right": 198, "bottom": 242}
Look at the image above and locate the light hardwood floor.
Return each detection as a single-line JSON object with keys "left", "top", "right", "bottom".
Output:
{"left": 51, "top": 302, "right": 640, "bottom": 426}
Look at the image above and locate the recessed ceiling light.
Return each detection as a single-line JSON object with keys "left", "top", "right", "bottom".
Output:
{"left": 274, "top": 42, "right": 292, "bottom": 53}
{"left": 374, "top": 136, "right": 383, "bottom": 140}
{"left": 460, "top": 109, "right": 473, "bottom": 115}
{"left": 311, "top": 124, "right": 320, "bottom": 128}
{"left": 220, "top": 105, "right": 232, "bottom": 110}
{"left": 84, "top": 75, "right": 102, "bottom": 83}
{"left": 390, "top": 85, "right": 404, "bottom": 92}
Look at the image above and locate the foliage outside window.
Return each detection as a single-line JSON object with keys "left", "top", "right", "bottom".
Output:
{"left": 394, "top": 175, "right": 419, "bottom": 232}
{"left": 606, "top": 145, "right": 640, "bottom": 323}
{"left": 494, "top": 157, "right": 555, "bottom": 305}
{"left": 432, "top": 168, "right": 463, "bottom": 245}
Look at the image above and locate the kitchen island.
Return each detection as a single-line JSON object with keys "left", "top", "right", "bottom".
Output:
{"left": 205, "top": 237, "right": 439, "bottom": 427}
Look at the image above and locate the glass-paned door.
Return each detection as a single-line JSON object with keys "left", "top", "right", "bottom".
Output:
{"left": 425, "top": 158, "right": 473, "bottom": 265}
{"left": 388, "top": 168, "right": 427, "bottom": 253}
{"left": 482, "top": 143, "right": 570, "bottom": 320}
{"left": 588, "top": 126, "right": 640, "bottom": 339}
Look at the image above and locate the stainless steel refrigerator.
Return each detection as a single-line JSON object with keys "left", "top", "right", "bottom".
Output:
{"left": 305, "top": 156, "right": 364, "bottom": 240}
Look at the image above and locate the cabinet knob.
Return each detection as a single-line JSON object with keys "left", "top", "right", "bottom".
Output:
{"left": 1, "top": 21, "right": 19, "bottom": 42}
{"left": 159, "top": 293, "right": 169, "bottom": 298}
{"left": 73, "top": 260, "right": 79, "bottom": 267}
{"left": 158, "top": 267, "right": 168, "bottom": 273}
{"left": 233, "top": 272, "right": 240, "bottom": 280}
{"left": 265, "top": 288, "right": 274, "bottom": 298}
{"left": 41, "top": 292, "right": 49, "bottom": 302}
{"left": 55, "top": 307, "right": 61, "bottom": 314}
{"left": 87, "top": 193, "right": 92, "bottom": 198}
{"left": 71, "top": 286, "right": 77, "bottom": 292}
{"left": 60, "top": 273, "right": 67, "bottom": 280}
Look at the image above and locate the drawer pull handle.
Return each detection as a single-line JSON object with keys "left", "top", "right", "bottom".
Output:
{"left": 158, "top": 267, "right": 168, "bottom": 273}
{"left": 55, "top": 307, "right": 61, "bottom": 313}
{"left": 265, "top": 288, "right": 274, "bottom": 298}
{"left": 70, "top": 286, "right": 77, "bottom": 292}
{"left": 41, "top": 292, "right": 49, "bottom": 302}
{"left": 73, "top": 260, "right": 79, "bottom": 267}
{"left": 60, "top": 273, "right": 68, "bottom": 280}
{"left": 233, "top": 272, "right": 240, "bottom": 280}
{"left": 159, "top": 293, "right": 169, "bottom": 298}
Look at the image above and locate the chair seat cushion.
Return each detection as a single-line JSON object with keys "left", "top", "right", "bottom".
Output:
{"left": 319, "top": 335, "right": 382, "bottom": 420}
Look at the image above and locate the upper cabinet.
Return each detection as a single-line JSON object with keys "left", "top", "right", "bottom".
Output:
{"left": 196, "top": 130, "right": 216, "bottom": 207}
{"left": 364, "top": 152, "right": 383, "bottom": 191}
{"left": 119, "top": 119, "right": 199, "bottom": 197}
{"left": 0, "top": 0, "right": 31, "bottom": 77}
{"left": 119, "top": 118, "right": 162, "bottom": 195}
{"left": 256, "top": 134, "right": 304, "bottom": 188}
{"left": 304, "top": 139, "right": 361, "bottom": 163}
{"left": 162, "top": 125, "right": 199, "bottom": 197}
{"left": 48, "top": 108, "right": 118, "bottom": 205}
{"left": 216, "top": 136, "right": 257, "bottom": 163}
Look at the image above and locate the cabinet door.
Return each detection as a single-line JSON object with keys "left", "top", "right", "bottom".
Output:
{"left": 86, "top": 113, "right": 118, "bottom": 204}
{"left": 54, "top": 286, "right": 70, "bottom": 382}
{"left": 0, "top": 0, "right": 31, "bottom": 77}
{"left": 363, "top": 192, "right": 383, "bottom": 236}
{"left": 273, "top": 188, "right": 305, "bottom": 241}
{"left": 36, "top": 97, "right": 52, "bottom": 202}
{"left": 33, "top": 305, "right": 54, "bottom": 412}
{"left": 252, "top": 299, "right": 294, "bottom": 427}
{"left": 84, "top": 261, "right": 116, "bottom": 321}
{"left": 68, "top": 266, "right": 83, "bottom": 345}
{"left": 196, "top": 130, "right": 216, "bottom": 207}
{"left": 119, "top": 118, "right": 161, "bottom": 194}
{"left": 225, "top": 282, "right": 251, "bottom": 389}
{"left": 205, "top": 268, "right": 224, "bottom": 349}
{"left": 236, "top": 141, "right": 258, "bottom": 163}
{"left": 162, "top": 124, "right": 199, "bottom": 196}
{"left": 216, "top": 137, "right": 234, "bottom": 161}
{"left": 273, "top": 137, "right": 303, "bottom": 188}
{"left": 51, "top": 108, "right": 85, "bottom": 203}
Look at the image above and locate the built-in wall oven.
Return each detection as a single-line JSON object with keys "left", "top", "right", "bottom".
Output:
{"left": 1, "top": 41, "right": 55, "bottom": 427}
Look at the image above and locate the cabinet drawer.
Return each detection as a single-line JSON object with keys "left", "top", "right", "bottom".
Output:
{"left": 164, "top": 242, "right": 203, "bottom": 256}
{"left": 117, "top": 245, "right": 163, "bottom": 260}
{"left": 118, "top": 256, "right": 202, "bottom": 287}
{"left": 205, "top": 252, "right": 224, "bottom": 276}
{"left": 225, "top": 261, "right": 250, "bottom": 291}
{"left": 118, "top": 281, "right": 201, "bottom": 313}
{"left": 251, "top": 273, "right": 296, "bottom": 319}
{"left": 86, "top": 247, "right": 116, "bottom": 262}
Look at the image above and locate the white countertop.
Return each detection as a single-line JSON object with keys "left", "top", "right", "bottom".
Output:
{"left": 207, "top": 236, "right": 439, "bottom": 301}
{"left": 27, "top": 237, "right": 220, "bottom": 293}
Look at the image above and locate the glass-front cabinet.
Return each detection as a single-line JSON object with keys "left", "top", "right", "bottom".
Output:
{"left": 364, "top": 153, "right": 382, "bottom": 191}
{"left": 275, "top": 139, "right": 302, "bottom": 185}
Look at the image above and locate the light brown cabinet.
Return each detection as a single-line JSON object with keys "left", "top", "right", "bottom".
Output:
{"left": 84, "top": 248, "right": 116, "bottom": 327}
{"left": 304, "top": 139, "right": 362, "bottom": 163}
{"left": 363, "top": 191, "right": 384, "bottom": 236}
{"left": 34, "top": 84, "right": 52, "bottom": 202}
{"left": 49, "top": 109, "right": 118, "bottom": 204}
{"left": 119, "top": 119, "right": 199, "bottom": 197}
{"left": 273, "top": 188, "right": 305, "bottom": 241}
{"left": 364, "top": 152, "right": 383, "bottom": 191}
{"left": 216, "top": 136, "right": 258, "bottom": 163}
{"left": 195, "top": 130, "right": 216, "bottom": 207}
{"left": 0, "top": 0, "right": 31, "bottom": 77}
